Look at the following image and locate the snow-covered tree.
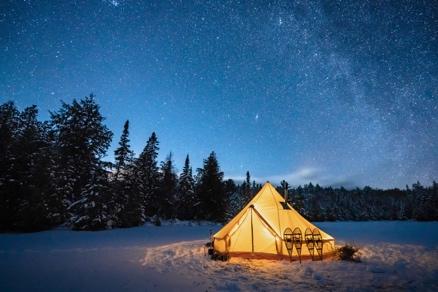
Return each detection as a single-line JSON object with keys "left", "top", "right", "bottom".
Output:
{"left": 114, "top": 120, "right": 134, "bottom": 180}
{"left": 133, "top": 132, "right": 160, "bottom": 221}
{"left": 242, "top": 171, "right": 252, "bottom": 203}
{"left": 14, "top": 106, "right": 53, "bottom": 230}
{"left": 0, "top": 103, "right": 54, "bottom": 231}
{"left": 411, "top": 181, "right": 436, "bottom": 221}
{"left": 158, "top": 153, "right": 178, "bottom": 219}
{"left": 70, "top": 165, "right": 112, "bottom": 230}
{"left": 112, "top": 120, "right": 135, "bottom": 227}
{"left": 289, "top": 185, "right": 305, "bottom": 214}
{"left": 50, "top": 95, "right": 113, "bottom": 226}
{"left": 3, "top": 97, "right": 438, "bottom": 231}
{"left": 195, "top": 151, "right": 226, "bottom": 222}
{"left": 224, "top": 179, "right": 239, "bottom": 219}
{"left": 0, "top": 102, "right": 20, "bottom": 230}
{"left": 225, "top": 172, "right": 251, "bottom": 219}
{"left": 176, "top": 155, "right": 197, "bottom": 220}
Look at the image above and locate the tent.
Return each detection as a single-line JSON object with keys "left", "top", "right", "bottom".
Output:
{"left": 212, "top": 182, "right": 335, "bottom": 260}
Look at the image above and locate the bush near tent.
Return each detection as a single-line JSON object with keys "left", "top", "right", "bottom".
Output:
{"left": 337, "top": 244, "right": 361, "bottom": 262}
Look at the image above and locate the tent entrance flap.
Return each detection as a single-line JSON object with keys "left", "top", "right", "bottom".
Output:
{"left": 251, "top": 206, "right": 280, "bottom": 254}
{"left": 228, "top": 209, "right": 253, "bottom": 252}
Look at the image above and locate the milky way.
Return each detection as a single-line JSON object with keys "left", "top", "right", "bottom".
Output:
{"left": 0, "top": 0, "right": 437, "bottom": 188}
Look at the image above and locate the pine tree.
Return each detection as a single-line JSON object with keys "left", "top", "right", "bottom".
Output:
{"left": 176, "top": 155, "right": 197, "bottom": 220}
{"left": 195, "top": 151, "right": 226, "bottom": 222}
{"left": 133, "top": 132, "right": 160, "bottom": 221}
{"left": 158, "top": 153, "right": 178, "bottom": 219}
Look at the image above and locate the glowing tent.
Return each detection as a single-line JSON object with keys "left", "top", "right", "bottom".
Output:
{"left": 212, "top": 182, "right": 335, "bottom": 260}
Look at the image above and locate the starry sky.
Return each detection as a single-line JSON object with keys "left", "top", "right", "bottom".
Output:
{"left": 1, "top": 0, "right": 437, "bottom": 188}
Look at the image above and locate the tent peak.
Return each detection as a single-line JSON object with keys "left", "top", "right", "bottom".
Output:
{"left": 263, "top": 181, "right": 276, "bottom": 188}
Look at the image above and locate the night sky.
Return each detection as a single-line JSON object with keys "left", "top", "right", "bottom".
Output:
{"left": 1, "top": 0, "right": 437, "bottom": 188}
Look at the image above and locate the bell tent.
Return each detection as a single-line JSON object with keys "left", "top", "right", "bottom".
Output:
{"left": 212, "top": 182, "right": 335, "bottom": 261}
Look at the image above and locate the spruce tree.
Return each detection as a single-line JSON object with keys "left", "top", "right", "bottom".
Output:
{"left": 226, "top": 172, "right": 249, "bottom": 219}
{"left": 242, "top": 171, "right": 252, "bottom": 203}
{"left": 280, "top": 180, "right": 289, "bottom": 201}
{"left": 290, "top": 185, "right": 305, "bottom": 213}
{"left": 432, "top": 181, "right": 438, "bottom": 220}
{"left": 0, "top": 103, "right": 54, "bottom": 231}
{"left": 50, "top": 95, "right": 113, "bottom": 228}
{"left": 176, "top": 155, "right": 197, "bottom": 220}
{"left": 117, "top": 162, "right": 142, "bottom": 227}
{"left": 158, "top": 153, "right": 178, "bottom": 219}
{"left": 133, "top": 132, "right": 160, "bottom": 221}
{"left": 112, "top": 120, "right": 135, "bottom": 226}
{"left": 195, "top": 151, "right": 226, "bottom": 222}
{"left": 114, "top": 120, "right": 133, "bottom": 179}
{"left": 224, "top": 179, "right": 238, "bottom": 219}
{"left": 0, "top": 102, "right": 20, "bottom": 230}
{"left": 13, "top": 106, "right": 52, "bottom": 230}
{"left": 70, "top": 164, "right": 112, "bottom": 230}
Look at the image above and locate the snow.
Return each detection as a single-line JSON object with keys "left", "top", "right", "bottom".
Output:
{"left": 0, "top": 221, "right": 437, "bottom": 291}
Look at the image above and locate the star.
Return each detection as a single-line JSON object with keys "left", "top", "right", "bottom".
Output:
{"left": 0, "top": 0, "right": 435, "bottom": 188}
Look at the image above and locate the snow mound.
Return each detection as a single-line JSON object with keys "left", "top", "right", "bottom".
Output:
{"left": 142, "top": 240, "right": 438, "bottom": 291}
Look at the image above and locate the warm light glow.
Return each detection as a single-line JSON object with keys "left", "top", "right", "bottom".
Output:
{"left": 213, "top": 182, "right": 335, "bottom": 259}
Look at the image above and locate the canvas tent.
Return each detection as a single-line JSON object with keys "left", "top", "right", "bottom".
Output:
{"left": 212, "top": 182, "right": 335, "bottom": 260}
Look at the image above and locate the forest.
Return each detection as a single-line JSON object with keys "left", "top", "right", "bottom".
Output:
{"left": 1, "top": 95, "right": 437, "bottom": 232}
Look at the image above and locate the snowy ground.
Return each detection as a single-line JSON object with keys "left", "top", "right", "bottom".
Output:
{"left": 1, "top": 221, "right": 437, "bottom": 291}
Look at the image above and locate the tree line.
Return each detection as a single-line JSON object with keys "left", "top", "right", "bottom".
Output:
{"left": 0, "top": 96, "right": 437, "bottom": 232}
{"left": 283, "top": 181, "right": 438, "bottom": 222}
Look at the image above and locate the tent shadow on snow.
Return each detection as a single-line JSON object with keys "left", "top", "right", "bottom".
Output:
{"left": 212, "top": 182, "right": 335, "bottom": 261}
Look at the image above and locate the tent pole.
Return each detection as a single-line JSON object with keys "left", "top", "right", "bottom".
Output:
{"left": 250, "top": 207, "right": 254, "bottom": 254}
{"left": 251, "top": 206, "right": 281, "bottom": 238}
